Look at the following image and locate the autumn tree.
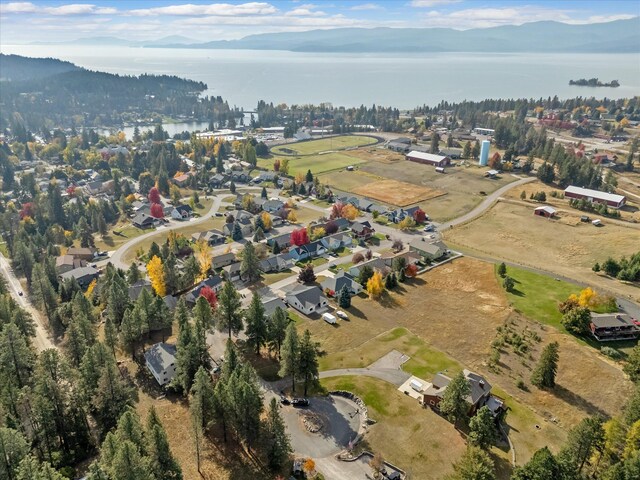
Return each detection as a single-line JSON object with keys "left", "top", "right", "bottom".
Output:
{"left": 147, "top": 255, "right": 166, "bottom": 297}
{"left": 560, "top": 307, "right": 591, "bottom": 335}
{"left": 290, "top": 228, "right": 309, "bottom": 246}
{"left": 413, "top": 208, "right": 427, "bottom": 224}
{"left": 298, "top": 264, "right": 316, "bottom": 284}
{"left": 194, "top": 239, "right": 211, "bottom": 280}
{"left": 148, "top": 186, "right": 161, "bottom": 204}
{"left": 366, "top": 271, "right": 384, "bottom": 299}
{"left": 199, "top": 285, "right": 218, "bottom": 310}
{"left": 261, "top": 211, "right": 273, "bottom": 231}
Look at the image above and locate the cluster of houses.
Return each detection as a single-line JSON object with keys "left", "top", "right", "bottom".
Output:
{"left": 55, "top": 247, "right": 101, "bottom": 288}
{"left": 131, "top": 197, "right": 193, "bottom": 229}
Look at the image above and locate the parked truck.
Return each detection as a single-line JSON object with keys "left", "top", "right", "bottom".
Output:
{"left": 322, "top": 313, "right": 337, "bottom": 324}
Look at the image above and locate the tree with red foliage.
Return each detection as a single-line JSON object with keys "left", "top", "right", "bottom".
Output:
{"left": 150, "top": 203, "right": 164, "bottom": 218}
{"left": 148, "top": 186, "right": 161, "bottom": 204}
{"left": 199, "top": 286, "right": 218, "bottom": 310}
{"left": 489, "top": 152, "right": 502, "bottom": 169}
{"left": 413, "top": 208, "right": 426, "bottom": 224}
{"left": 405, "top": 264, "right": 418, "bottom": 278}
{"left": 290, "top": 228, "right": 310, "bottom": 246}
{"left": 273, "top": 159, "right": 281, "bottom": 172}
{"left": 66, "top": 186, "right": 76, "bottom": 198}
{"left": 298, "top": 264, "right": 316, "bottom": 284}
{"left": 19, "top": 202, "right": 34, "bottom": 220}
{"left": 330, "top": 202, "right": 345, "bottom": 220}
{"left": 325, "top": 220, "right": 338, "bottom": 235}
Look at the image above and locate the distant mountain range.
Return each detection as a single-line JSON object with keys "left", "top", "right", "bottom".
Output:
{"left": 41, "top": 18, "right": 640, "bottom": 53}
{"left": 33, "top": 35, "right": 197, "bottom": 47}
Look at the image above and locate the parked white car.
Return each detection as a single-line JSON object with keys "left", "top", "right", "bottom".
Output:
{"left": 335, "top": 310, "right": 349, "bottom": 320}
{"left": 322, "top": 313, "right": 337, "bottom": 324}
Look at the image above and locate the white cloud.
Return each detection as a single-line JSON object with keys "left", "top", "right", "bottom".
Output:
{"left": 128, "top": 2, "right": 277, "bottom": 17}
{"left": 410, "top": 0, "right": 461, "bottom": 7}
{"left": 178, "top": 13, "right": 367, "bottom": 28}
{"left": 0, "top": 2, "right": 37, "bottom": 13}
{"left": 565, "top": 14, "right": 637, "bottom": 25}
{"left": 350, "top": 3, "right": 382, "bottom": 11}
{"left": 286, "top": 4, "right": 325, "bottom": 17}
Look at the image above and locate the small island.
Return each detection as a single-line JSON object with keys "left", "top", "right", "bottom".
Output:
{"left": 569, "top": 78, "right": 620, "bottom": 87}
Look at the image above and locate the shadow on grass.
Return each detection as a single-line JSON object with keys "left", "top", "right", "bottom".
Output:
{"left": 490, "top": 449, "right": 514, "bottom": 480}
{"left": 551, "top": 384, "right": 609, "bottom": 417}
{"left": 377, "top": 291, "right": 400, "bottom": 309}
{"left": 508, "top": 288, "right": 526, "bottom": 297}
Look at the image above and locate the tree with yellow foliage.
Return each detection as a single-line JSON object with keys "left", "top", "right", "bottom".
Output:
{"left": 303, "top": 458, "right": 316, "bottom": 476}
{"left": 295, "top": 172, "right": 305, "bottom": 185}
{"left": 341, "top": 204, "right": 359, "bottom": 221}
{"left": 85, "top": 279, "right": 97, "bottom": 298}
{"left": 310, "top": 227, "right": 325, "bottom": 241}
{"left": 147, "top": 255, "right": 166, "bottom": 297}
{"left": 623, "top": 420, "right": 640, "bottom": 459}
{"left": 287, "top": 210, "right": 298, "bottom": 223}
{"left": 170, "top": 184, "right": 182, "bottom": 205}
{"left": 261, "top": 211, "right": 272, "bottom": 231}
{"left": 194, "top": 239, "right": 211, "bottom": 280}
{"left": 398, "top": 216, "right": 416, "bottom": 231}
{"left": 280, "top": 158, "right": 290, "bottom": 175}
{"left": 366, "top": 271, "right": 384, "bottom": 299}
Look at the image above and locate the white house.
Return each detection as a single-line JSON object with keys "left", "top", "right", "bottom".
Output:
{"left": 144, "top": 343, "right": 177, "bottom": 386}
{"left": 285, "top": 285, "right": 329, "bottom": 315}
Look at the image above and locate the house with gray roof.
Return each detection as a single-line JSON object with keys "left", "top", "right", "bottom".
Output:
{"left": 259, "top": 253, "right": 294, "bottom": 273}
{"left": 144, "top": 343, "right": 177, "bottom": 387}
{"left": 285, "top": 285, "right": 328, "bottom": 316}
{"left": 128, "top": 279, "right": 152, "bottom": 302}
{"left": 56, "top": 255, "right": 86, "bottom": 274}
{"left": 409, "top": 238, "right": 448, "bottom": 261}
{"left": 184, "top": 275, "right": 224, "bottom": 306}
{"left": 321, "top": 271, "right": 362, "bottom": 297}
{"left": 191, "top": 229, "right": 225, "bottom": 246}
{"left": 267, "top": 232, "right": 291, "bottom": 251}
{"left": 212, "top": 252, "right": 236, "bottom": 270}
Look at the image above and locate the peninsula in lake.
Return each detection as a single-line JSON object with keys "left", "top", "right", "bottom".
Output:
{"left": 569, "top": 78, "right": 620, "bottom": 87}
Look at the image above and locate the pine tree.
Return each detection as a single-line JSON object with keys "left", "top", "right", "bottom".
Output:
{"left": 240, "top": 241, "right": 261, "bottom": 283}
{"left": 450, "top": 446, "right": 495, "bottom": 480}
{"left": 264, "top": 397, "right": 293, "bottom": 471}
{"left": 469, "top": 406, "right": 498, "bottom": 449}
{"left": 338, "top": 285, "right": 351, "bottom": 309}
{"left": 172, "top": 300, "right": 200, "bottom": 393}
{"left": 232, "top": 222, "right": 243, "bottom": 241}
{"left": 190, "top": 367, "right": 215, "bottom": 474}
{"left": 497, "top": 262, "right": 507, "bottom": 277}
{"left": 245, "top": 293, "right": 268, "bottom": 355}
{"left": 261, "top": 186, "right": 267, "bottom": 198}
{"left": 531, "top": 342, "right": 559, "bottom": 389}
{"left": 305, "top": 169, "right": 313, "bottom": 183}
{"left": 298, "top": 329, "right": 319, "bottom": 396}
{"left": 92, "top": 357, "right": 134, "bottom": 432}
{"left": 0, "top": 323, "right": 35, "bottom": 388}
{"left": 279, "top": 322, "right": 299, "bottom": 392}
{"left": 512, "top": 447, "right": 561, "bottom": 480}
{"left": 192, "top": 297, "right": 212, "bottom": 370}
{"left": 558, "top": 416, "right": 605, "bottom": 476}
{"left": 216, "top": 281, "right": 243, "bottom": 338}
{"left": 15, "top": 455, "right": 66, "bottom": 480}
{"left": 267, "top": 307, "right": 289, "bottom": 357}
{"left": 439, "top": 371, "right": 471, "bottom": 424}
{"left": 30, "top": 263, "right": 57, "bottom": 325}
{"left": 107, "top": 271, "right": 129, "bottom": 327}
{"left": 127, "top": 263, "right": 141, "bottom": 284}
{"left": 253, "top": 226, "right": 265, "bottom": 242}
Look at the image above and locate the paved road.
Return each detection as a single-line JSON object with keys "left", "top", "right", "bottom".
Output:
{"left": 0, "top": 252, "right": 55, "bottom": 352}
{"left": 109, "top": 193, "right": 230, "bottom": 270}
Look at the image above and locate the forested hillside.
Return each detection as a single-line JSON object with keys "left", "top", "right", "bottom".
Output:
{"left": 0, "top": 54, "right": 216, "bottom": 131}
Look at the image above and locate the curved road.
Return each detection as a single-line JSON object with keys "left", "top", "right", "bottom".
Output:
{"left": 109, "top": 193, "right": 229, "bottom": 270}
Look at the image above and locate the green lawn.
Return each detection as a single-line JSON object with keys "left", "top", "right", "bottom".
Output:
{"left": 270, "top": 135, "right": 378, "bottom": 156}
{"left": 95, "top": 224, "right": 150, "bottom": 251}
{"left": 257, "top": 152, "right": 367, "bottom": 177}
{"left": 500, "top": 265, "right": 581, "bottom": 331}
{"left": 319, "top": 327, "right": 461, "bottom": 375}
{"left": 262, "top": 270, "right": 294, "bottom": 285}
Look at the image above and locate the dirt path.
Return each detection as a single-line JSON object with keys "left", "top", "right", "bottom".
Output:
{"left": 0, "top": 252, "right": 55, "bottom": 352}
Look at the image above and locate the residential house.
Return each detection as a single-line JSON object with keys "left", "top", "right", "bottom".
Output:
{"left": 348, "top": 257, "right": 389, "bottom": 279}
{"left": 172, "top": 172, "right": 192, "bottom": 187}
{"left": 59, "top": 266, "right": 100, "bottom": 288}
{"left": 321, "top": 232, "right": 353, "bottom": 251}
{"left": 259, "top": 253, "right": 294, "bottom": 273}
{"left": 85, "top": 179, "right": 115, "bottom": 195}
{"left": 184, "top": 275, "right": 224, "bottom": 306}
{"left": 230, "top": 210, "right": 254, "bottom": 225}
{"left": 267, "top": 232, "right": 291, "bottom": 251}
{"left": 66, "top": 247, "right": 96, "bottom": 261}
{"left": 144, "top": 343, "right": 177, "bottom": 387}
{"left": 132, "top": 212, "right": 158, "bottom": 229}
{"left": 386, "top": 206, "right": 421, "bottom": 224}
{"left": 128, "top": 279, "right": 152, "bottom": 302}
{"left": 222, "top": 262, "right": 242, "bottom": 282}
{"left": 422, "top": 369, "right": 504, "bottom": 416}
{"left": 230, "top": 171, "right": 251, "bottom": 184}
{"left": 55, "top": 255, "right": 86, "bottom": 274}
{"left": 131, "top": 200, "right": 149, "bottom": 212}
{"left": 263, "top": 296, "right": 288, "bottom": 318}
{"left": 170, "top": 204, "right": 193, "bottom": 220}
{"left": 223, "top": 222, "right": 253, "bottom": 238}
{"left": 262, "top": 199, "right": 285, "bottom": 213}
{"left": 289, "top": 240, "right": 327, "bottom": 262}
{"left": 321, "top": 271, "right": 362, "bottom": 297}
{"left": 209, "top": 173, "right": 228, "bottom": 188}
{"left": 409, "top": 238, "right": 448, "bottom": 261}
{"left": 590, "top": 313, "right": 640, "bottom": 342}
{"left": 212, "top": 252, "right": 236, "bottom": 270}
{"left": 285, "top": 285, "right": 329, "bottom": 316}
{"left": 191, "top": 230, "right": 226, "bottom": 246}
{"left": 270, "top": 215, "right": 284, "bottom": 227}
{"left": 351, "top": 221, "right": 375, "bottom": 241}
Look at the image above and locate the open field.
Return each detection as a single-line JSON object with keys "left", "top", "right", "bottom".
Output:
{"left": 257, "top": 151, "right": 366, "bottom": 177}
{"left": 94, "top": 224, "right": 149, "bottom": 251}
{"left": 443, "top": 201, "right": 640, "bottom": 299}
{"left": 357, "top": 161, "right": 518, "bottom": 221}
{"left": 321, "top": 376, "right": 468, "bottom": 480}
{"left": 270, "top": 135, "right": 378, "bottom": 156}
{"left": 290, "top": 204, "right": 325, "bottom": 224}
{"left": 121, "top": 217, "right": 226, "bottom": 264}
{"left": 353, "top": 179, "right": 445, "bottom": 207}
{"left": 343, "top": 146, "right": 405, "bottom": 164}
{"left": 299, "top": 257, "right": 633, "bottom": 465}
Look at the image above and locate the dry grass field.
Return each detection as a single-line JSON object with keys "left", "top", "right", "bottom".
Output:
{"left": 352, "top": 179, "right": 445, "bottom": 207}
{"left": 343, "top": 147, "right": 405, "bottom": 164}
{"left": 270, "top": 135, "right": 378, "bottom": 155}
{"left": 300, "top": 257, "right": 633, "bottom": 467}
{"left": 321, "top": 376, "right": 468, "bottom": 480}
{"left": 443, "top": 201, "right": 640, "bottom": 299}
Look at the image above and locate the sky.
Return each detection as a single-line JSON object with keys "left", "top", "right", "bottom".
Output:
{"left": 1, "top": 0, "right": 638, "bottom": 43}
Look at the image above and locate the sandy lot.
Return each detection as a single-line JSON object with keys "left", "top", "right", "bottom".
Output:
{"left": 353, "top": 179, "right": 445, "bottom": 207}
{"left": 443, "top": 201, "right": 640, "bottom": 299}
